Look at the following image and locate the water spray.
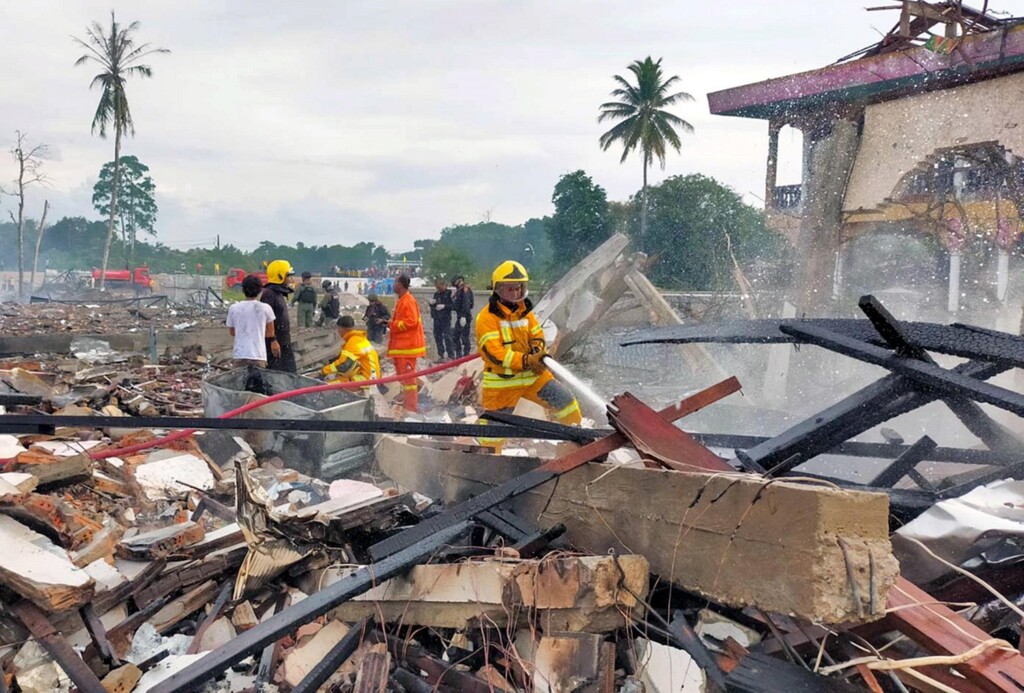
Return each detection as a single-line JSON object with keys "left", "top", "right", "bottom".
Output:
{"left": 541, "top": 355, "right": 610, "bottom": 415}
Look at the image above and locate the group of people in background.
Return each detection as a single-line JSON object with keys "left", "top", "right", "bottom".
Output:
{"left": 225, "top": 260, "right": 580, "bottom": 436}
{"left": 428, "top": 275, "right": 474, "bottom": 362}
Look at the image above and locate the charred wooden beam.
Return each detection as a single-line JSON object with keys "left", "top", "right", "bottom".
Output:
{"left": 780, "top": 323, "right": 1024, "bottom": 419}
{"left": 81, "top": 602, "right": 120, "bottom": 667}
{"left": 372, "top": 631, "right": 494, "bottom": 693}
{"left": 739, "top": 357, "right": 1006, "bottom": 475}
{"left": 147, "top": 521, "right": 472, "bottom": 693}
{"left": 858, "top": 295, "right": 1022, "bottom": 452}
{"left": 668, "top": 611, "right": 728, "bottom": 691}
{"left": 0, "top": 413, "right": 600, "bottom": 440}
{"left": 868, "top": 435, "right": 937, "bottom": 488}
{"left": 476, "top": 510, "right": 529, "bottom": 542}
{"left": 512, "top": 522, "right": 567, "bottom": 558}
{"left": 369, "top": 377, "right": 742, "bottom": 561}
{"left": 695, "top": 432, "right": 1016, "bottom": 466}
{"left": 480, "top": 408, "right": 604, "bottom": 443}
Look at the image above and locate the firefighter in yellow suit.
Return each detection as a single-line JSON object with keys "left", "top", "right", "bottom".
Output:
{"left": 476, "top": 261, "right": 581, "bottom": 449}
{"left": 321, "top": 315, "right": 381, "bottom": 389}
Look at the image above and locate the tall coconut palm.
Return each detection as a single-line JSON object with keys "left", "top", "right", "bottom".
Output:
{"left": 598, "top": 57, "right": 693, "bottom": 241}
{"left": 73, "top": 12, "right": 167, "bottom": 289}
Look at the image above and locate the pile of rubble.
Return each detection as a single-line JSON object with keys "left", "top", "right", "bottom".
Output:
{"left": 0, "top": 348, "right": 220, "bottom": 418}
{"left": 0, "top": 301, "right": 226, "bottom": 337}
{"left": 3, "top": 237, "right": 1024, "bottom": 690}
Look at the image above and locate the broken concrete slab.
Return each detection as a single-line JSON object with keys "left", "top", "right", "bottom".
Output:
{"left": 133, "top": 453, "right": 215, "bottom": 501}
{"left": 533, "top": 233, "right": 632, "bottom": 359}
{"left": 331, "top": 554, "right": 648, "bottom": 632}
{"left": 0, "top": 471, "right": 39, "bottom": 493}
{"left": 0, "top": 515, "right": 95, "bottom": 612}
{"left": 378, "top": 435, "right": 899, "bottom": 624}
{"left": 0, "top": 433, "right": 27, "bottom": 458}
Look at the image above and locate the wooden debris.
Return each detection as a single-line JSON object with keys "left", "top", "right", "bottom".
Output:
{"left": 230, "top": 600, "right": 258, "bottom": 631}
{"left": 148, "top": 580, "right": 220, "bottom": 634}
{"left": 352, "top": 645, "right": 390, "bottom": 693}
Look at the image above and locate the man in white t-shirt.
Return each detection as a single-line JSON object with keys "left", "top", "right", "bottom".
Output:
{"left": 227, "top": 275, "right": 276, "bottom": 367}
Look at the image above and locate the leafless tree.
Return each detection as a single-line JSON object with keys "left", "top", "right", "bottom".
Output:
{"left": 30, "top": 199, "right": 50, "bottom": 290}
{"left": 6, "top": 131, "right": 49, "bottom": 299}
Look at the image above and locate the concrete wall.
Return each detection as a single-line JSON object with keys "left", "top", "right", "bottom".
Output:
{"left": 152, "top": 274, "right": 226, "bottom": 303}
{"left": 845, "top": 71, "right": 1024, "bottom": 212}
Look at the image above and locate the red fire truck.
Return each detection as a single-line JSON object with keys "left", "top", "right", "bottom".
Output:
{"left": 91, "top": 267, "right": 155, "bottom": 292}
{"left": 225, "top": 268, "right": 268, "bottom": 289}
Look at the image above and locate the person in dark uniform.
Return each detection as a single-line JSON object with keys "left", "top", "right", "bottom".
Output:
{"left": 451, "top": 275, "right": 474, "bottom": 358}
{"left": 363, "top": 293, "right": 391, "bottom": 344}
{"left": 316, "top": 280, "right": 340, "bottom": 326}
{"left": 260, "top": 259, "right": 297, "bottom": 373}
{"left": 429, "top": 277, "right": 455, "bottom": 361}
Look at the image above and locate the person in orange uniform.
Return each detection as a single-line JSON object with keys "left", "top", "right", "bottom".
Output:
{"left": 476, "top": 260, "right": 581, "bottom": 449}
{"left": 320, "top": 315, "right": 380, "bottom": 389}
{"left": 387, "top": 274, "right": 426, "bottom": 411}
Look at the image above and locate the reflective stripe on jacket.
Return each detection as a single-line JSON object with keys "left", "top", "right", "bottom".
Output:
{"left": 387, "top": 292, "right": 426, "bottom": 357}
{"left": 475, "top": 296, "right": 545, "bottom": 389}
{"left": 328, "top": 330, "right": 380, "bottom": 382}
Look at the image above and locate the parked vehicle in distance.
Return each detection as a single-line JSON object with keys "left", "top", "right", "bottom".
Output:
{"left": 226, "top": 268, "right": 268, "bottom": 289}
{"left": 91, "top": 267, "right": 154, "bottom": 292}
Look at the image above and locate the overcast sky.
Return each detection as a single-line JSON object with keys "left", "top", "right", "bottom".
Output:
{"left": 0, "top": 1, "right": 976, "bottom": 251}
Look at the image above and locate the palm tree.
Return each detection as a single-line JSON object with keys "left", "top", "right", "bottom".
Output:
{"left": 73, "top": 12, "right": 167, "bottom": 289}
{"left": 598, "top": 57, "right": 693, "bottom": 241}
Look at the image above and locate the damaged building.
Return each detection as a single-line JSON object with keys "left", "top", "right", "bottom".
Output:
{"left": 709, "top": 2, "right": 1024, "bottom": 320}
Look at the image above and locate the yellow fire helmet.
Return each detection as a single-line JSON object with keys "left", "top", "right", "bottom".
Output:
{"left": 491, "top": 260, "right": 529, "bottom": 287}
{"left": 266, "top": 259, "right": 294, "bottom": 284}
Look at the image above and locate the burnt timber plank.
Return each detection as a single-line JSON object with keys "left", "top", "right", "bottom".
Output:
{"left": 695, "top": 432, "right": 1018, "bottom": 467}
{"left": 858, "top": 295, "right": 1022, "bottom": 452}
{"left": 368, "top": 377, "right": 742, "bottom": 561}
{"left": 736, "top": 360, "right": 1006, "bottom": 475}
{"left": 147, "top": 521, "right": 472, "bottom": 693}
{"left": 780, "top": 323, "right": 1024, "bottom": 419}
{"left": 623, "top": 318, "right": 1024, "bottom": 369}
{"left": 868, "top": 435, "right": 936, "bottom": 488}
